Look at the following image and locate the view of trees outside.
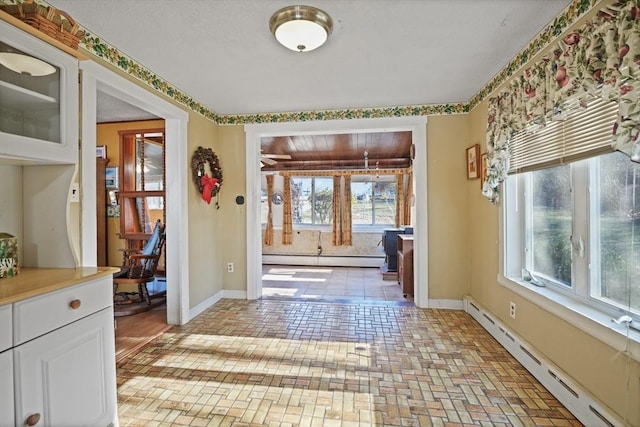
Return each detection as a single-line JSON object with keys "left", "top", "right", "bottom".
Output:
{"left": 531, "top": 164, "right": 572, "bottom": 286}
{"left": 351, "top": 180, "right": 397, "bottom": 225}
{"left": 597, "top": 151, "right": 640, "bottom": 312}
{"left": 291, "top": 177, "right": 333, "bottom": 224}
{"left": 530, "top": 151, "right": 639, "bottom": 313}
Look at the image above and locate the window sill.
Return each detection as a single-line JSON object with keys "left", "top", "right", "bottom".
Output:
{"left": 498, "top": 275, "right": 640, "bottom": 362}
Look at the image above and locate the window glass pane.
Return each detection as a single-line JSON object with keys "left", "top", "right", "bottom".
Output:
{"left": 292, "top": 178, "right": 312, "bottom": 224}
{"left": 352, "top": 181, "right": 373, "bottom": 225}
{"left": 531, "top": 165, "right": 572, "bottom": 286}
{"left": 313, "top": 178, "right": 333, "bottom": 224}
{"left": 373, "top": 181, "right": 396, "bottom": 225}
{"left": 595, "top": 152, "right": 640, "bottom": 313}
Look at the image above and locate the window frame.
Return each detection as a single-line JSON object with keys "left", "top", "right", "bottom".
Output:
{"left": 501, "top": 155, "right": 640, "bottom": 356}
{"left": 351, "top": 175, "right": 397, "bottom": 229}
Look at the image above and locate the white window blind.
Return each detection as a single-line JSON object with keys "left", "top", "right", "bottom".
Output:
{"left": 509, "top": 98, "right": 618, "bottom": 174}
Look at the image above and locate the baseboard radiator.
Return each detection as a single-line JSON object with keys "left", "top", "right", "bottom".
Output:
{"left": 463, "top": 296, "right": 622, "bottom": 427}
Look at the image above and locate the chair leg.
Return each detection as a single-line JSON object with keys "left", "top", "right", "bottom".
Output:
{"left": 139, "top": 283, "right": 152, "bottom": 305}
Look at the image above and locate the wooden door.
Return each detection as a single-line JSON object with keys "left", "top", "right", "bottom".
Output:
{"left": 13, "top": 308, "right": 117, "bottom": 427}
{"left": 96, "top": 157, "right": 109, "bottom": 266}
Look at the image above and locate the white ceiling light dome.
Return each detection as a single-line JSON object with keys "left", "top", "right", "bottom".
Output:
{"left": 269, "top": 5, "right": 333, "bottom": 52}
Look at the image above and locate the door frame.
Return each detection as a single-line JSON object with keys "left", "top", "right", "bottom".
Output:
{"left": 245, "top": 116, "right": 429, "bottom": 308}
{"left": 80, "top": 60, "right": 190, "bottom": 325}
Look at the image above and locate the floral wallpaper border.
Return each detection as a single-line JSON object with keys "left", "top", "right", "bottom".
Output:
{"left": 12, "top": 0, "right": 600, "bottom": 124}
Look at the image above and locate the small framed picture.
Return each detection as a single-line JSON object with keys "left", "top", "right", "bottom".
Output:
{"left": 480, "top": 153, "right": 488, "bottom": 187}
{"left": 96, "top": 145, "right": 107, "bottom": 158}
{"left": 105, "top": 166, "right": 119, "bottom": 189}
{"left": 466, "top": 144, "right": 480, "bottom": 180}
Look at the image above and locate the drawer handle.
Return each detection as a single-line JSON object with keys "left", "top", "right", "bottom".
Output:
{"left": 26, "top": 413, "right": 41, "bottom": 426}
{"left": 69, "top": 299, "right": 82, "bottom": 310}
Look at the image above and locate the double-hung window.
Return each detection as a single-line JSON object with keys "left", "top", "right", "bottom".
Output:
{"left": 291, "top": 177, "right": 333, "bottom": 225}
{"left": 503, "top": 98, "right": 640, "bottom": 322}
{"left": 351, "top": 176, "right": 397, "bottom": 227}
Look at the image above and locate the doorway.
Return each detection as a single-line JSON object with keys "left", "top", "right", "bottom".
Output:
{"left": 245, "top": 116, "right": 429, "bottom": 307}
{"left": 80, "top": 60, "right": 190, "bottom": 325}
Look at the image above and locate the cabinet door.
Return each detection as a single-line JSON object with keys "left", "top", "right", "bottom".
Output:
{"left": 0, "top": 350, "right": 14, "bottom": 427}
{"left": 14, "top": 308, "right": 117, "bottom": 427}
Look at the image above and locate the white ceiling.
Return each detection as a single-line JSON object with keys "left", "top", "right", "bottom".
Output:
{"left": 48, "top": 0, "right": 571, "bottom": 119}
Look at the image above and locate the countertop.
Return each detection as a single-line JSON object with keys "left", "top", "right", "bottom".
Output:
{"left": 0, "top": 267, "right": 118, "bottom": 305}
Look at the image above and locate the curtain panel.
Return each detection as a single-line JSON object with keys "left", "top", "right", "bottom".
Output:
{"left": 342, "top": 175, "right": 352, "bottom": 245}
{"left": 332, "top": 175, "right": 342, "bottom": 245}
{"left": 395, "top": 173, "right": 405, "bottom": 227}
{"left": 282, "top": 176, "right": 293, "bottom": 244}
{"left": 264, "top": 174, "right": 274, "bottom": 246}
{"left": 404, "top": 171, "right": 413, "bottom": 225}
{"left": 484, "top": 0, "right": 640, "bottom": 203}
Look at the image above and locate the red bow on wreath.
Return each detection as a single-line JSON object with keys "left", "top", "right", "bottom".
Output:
{"left": 200, "top": 174, "right": 219, "bottom": 204}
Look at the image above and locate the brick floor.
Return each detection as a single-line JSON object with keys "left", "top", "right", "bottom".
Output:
{"left": 116, "top": 299, "right": 582, "bottom": 426}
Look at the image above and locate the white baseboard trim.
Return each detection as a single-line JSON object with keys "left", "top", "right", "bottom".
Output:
{"left": 262, "top": 255, "right": 384, "bottom": 268}
{"left": 188, "top": 289, "right": 248, "bottom": 321}
{"left": 464, "top": 296, "right": 621, "bottom": 427}
{"left": 428, "top": 299, "right": 464, "bottom": 310}
{"left": 223, "top": 290, "right": 247, "bottom": 299}
{"left": 188, "top": 290, "right": 224, "bottom": 320}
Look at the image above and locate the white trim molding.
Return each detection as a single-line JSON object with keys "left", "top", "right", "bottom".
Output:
{"left": 245, "top": 116, "right": 428, "bottom": 306}
{"left": 79, "top": 60, "right": 190, "bottom": 326}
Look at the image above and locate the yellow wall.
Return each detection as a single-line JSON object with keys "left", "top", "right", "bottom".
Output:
{"left": 426, "top": 115, "right": 471, "bottom": 300}
{"left": 467, "top": 100, "right": 640, "bottom": 425}
{"left": 216, "top": 125, "right": 247, "bottom": 292}
{"left": 186, "top": 112, "right": 225, "bottom": 307}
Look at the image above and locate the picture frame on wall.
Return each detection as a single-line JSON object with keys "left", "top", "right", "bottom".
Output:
{"left": 466, "top": 144, "right": 480, "bottom": 179}
{"left": 105, "top": 166, "right": 119, "bottom": 189}
{"left": 96, "top": 145, "right": 107, "bottom": 158}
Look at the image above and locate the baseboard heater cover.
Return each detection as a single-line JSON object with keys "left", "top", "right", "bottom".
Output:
{"left": 463, "top": 296, "right": 622, "bottom": 427}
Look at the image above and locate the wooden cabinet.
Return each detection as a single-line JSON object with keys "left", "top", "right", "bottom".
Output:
{"left": 0, "top": 19, "right": 79, "bottom": 165}
{"left": 397, "top": 234, "right": 414, "bottom": 297}
{"left": 0, "top": 274, "right": 118, "bottom": 427}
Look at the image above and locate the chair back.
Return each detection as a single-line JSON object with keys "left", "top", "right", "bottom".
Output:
{"left": 142, "top": 219, "right": 165, "bottom": 272}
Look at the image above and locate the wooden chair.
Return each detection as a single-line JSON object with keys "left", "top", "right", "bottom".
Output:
{"left": 113, "top": 219, "right": 166, "bottom": 306}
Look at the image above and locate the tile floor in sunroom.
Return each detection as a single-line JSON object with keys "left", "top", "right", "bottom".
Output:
{"left": 260, "top": 265, "right": 412, "bottom": 303}
{"left": 114, "top": 266, "right": 581, "bottom": 426}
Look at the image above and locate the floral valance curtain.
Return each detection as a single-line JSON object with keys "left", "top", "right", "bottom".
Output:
{"left": 484, "top": 1, "right": 640, "bottom": 203}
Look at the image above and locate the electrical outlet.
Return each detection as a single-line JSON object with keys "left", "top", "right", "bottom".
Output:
{"left": 509, "top": 302, "right": 517, "bottom": 319}
{"left": 227, "top": 262, "right": 234, "bottom": 273}
{"left": 70, "top": 183, "right": 80, "bottom": 202}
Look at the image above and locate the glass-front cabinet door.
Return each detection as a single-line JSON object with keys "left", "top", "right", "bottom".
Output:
{"left": 0, "top": 20, "right": 78, "bottom": 164}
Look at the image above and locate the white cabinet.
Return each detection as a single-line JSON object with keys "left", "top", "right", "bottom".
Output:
{"left": 14, "top": 308, "right": 116, "bottom": 427}
{"left": 0, "top": 19, "right": 78, "bottom": 164}
{"left": 0, "top": 350, "right": 15, "bottom": 427}
{"left": 1, "top": 274, "right": 118, "bottom": 427}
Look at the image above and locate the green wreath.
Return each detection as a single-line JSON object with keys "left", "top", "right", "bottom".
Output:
{"left": 191, "top": 146, "right": 223, "bottom": 205}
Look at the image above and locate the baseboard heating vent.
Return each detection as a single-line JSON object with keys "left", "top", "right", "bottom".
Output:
{"left": 463, "top": 296, "right": 621, "bottom": 427}
{"left": 519, "top": 345, "right": 542, "bottom": 366}
{"left": 482, "top": 313, "right": 495, "bottom": 324}
{"left": 590, "top": 406, "right": 616, "bottom": 427}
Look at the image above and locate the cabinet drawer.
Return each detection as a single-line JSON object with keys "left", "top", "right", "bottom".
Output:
{"left": 0, "top": 304, "right": 11, "bottom": 352}
{"left": 13, "top": 276, "right": 112, "bottom": 345}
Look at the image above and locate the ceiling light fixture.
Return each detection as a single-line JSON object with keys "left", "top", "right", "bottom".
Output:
{"left": 269, "top": 5, "right": 333, "bottom": 52}
{"left": 0, "top": 52, "right": 56, "bottom": 76}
